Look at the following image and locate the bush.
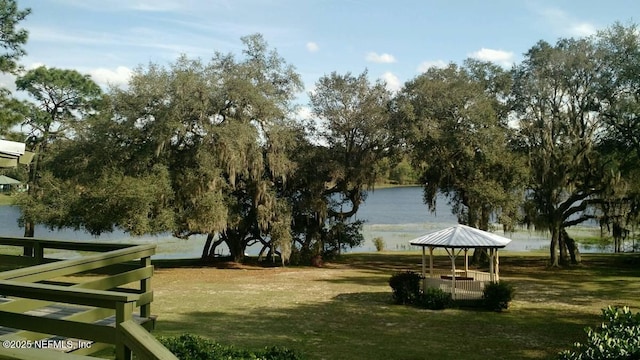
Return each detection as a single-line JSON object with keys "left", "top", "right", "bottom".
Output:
{"left": 482, "top": 281, "right": 514, "bottom": 312}
{"left": 557, "top": 306, "right": 640, "bottom": 360}
{"left": 389, "top": 271, "right": 422, "bottom": 305}
{"left": 417, "top": 287, "right": 452, "bottom": 310}
{"left": 372, "top": 237, "right": 385, "bottom": 252}
{"left": 159, "top": 334, "right": 304, "bottom": 360}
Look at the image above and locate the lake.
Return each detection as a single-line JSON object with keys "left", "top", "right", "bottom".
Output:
{"left": 0, "top": 186, "right": 608, "bottom": 258}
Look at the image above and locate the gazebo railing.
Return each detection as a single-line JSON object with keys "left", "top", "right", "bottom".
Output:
{"left": 425, "top": 269, "right": 492, "bottom": 282}
{"left": 424, "top": 277, "right": 487, "bottom": 300}
{"left": 422, "top": 270, "right": 492, "bottom": 300}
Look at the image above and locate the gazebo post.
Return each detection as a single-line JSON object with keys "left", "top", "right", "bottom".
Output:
{"left": 489, "top": 248, "right": 495, "bottom": 282}
{"left": 495, "top": 249, "right": 500, "bottom": 282}
{"left": 463, "top": 248, "right": 469, "bottom": 277}
{"left": 429, "top": 247, "right": 434, "bottom": 278}
{"left": 445, "top": 247, "right": 457, "bottom": 300}
{"left": 420, "top": 246, "right": 426, "bottom": 291}
{"left": 421, "top": 246, "right": 426, "bottom": 278}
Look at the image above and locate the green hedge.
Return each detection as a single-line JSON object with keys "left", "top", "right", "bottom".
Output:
{"left": 159, "top": 334, "right": 304, "bottom": 360}
{"left": 389, "top": 271, "right": 422, "bottom": 305}
{"left": 557, "top": 306, "right": 640, "bottom": 360}
{"left": 417, "top": 287, "right": 452, "bottom": 310}
{"left": 482, "top": 281, "right": 514, "bottom": 312}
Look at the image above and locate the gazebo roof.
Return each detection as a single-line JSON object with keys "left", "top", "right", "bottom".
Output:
{"left": 409, "top": 224, "right": 512, "bottom": 249}
{"left": 0, "top": 175, "right": 20, "bottom": 185}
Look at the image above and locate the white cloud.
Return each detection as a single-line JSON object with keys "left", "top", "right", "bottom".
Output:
{"left": 570, "top": 22, "right": 598, "bottom": 37}
{"left": 537, "top": 7, "right": 598, "bottom": 37}
{"left": 417, "top": 60, "right": 447, "bottom": 73}
{"left": 27, "top": 25, "right": 226, "bottom": 61}
{"left": 88, "top": 66, "right": 133, "bottom": 88}
{"left": 469, "top": 48, "right": 514, "bottom": 67}
{"left": 306, "top": 42, "right": 319, "bottom": 53}
{"left": 306, "top": 84, "right": 317, "bottom": 96}
{"left": 380, "top": 72, "right": 401, "bottom": 92}
{"left": 0, "top": 73, "right": 16, "bottom": 92}
{"left": 26, "top": 62, "right": 46, "bottom": 70}
{"left": 295, "top": 106, "right": 313, "bottom": 120}
{"left": 55, "top": 0, "right": 187, "bottom": 12}
{"left": 131, "top": 0, "right": 184, "bottom": 12}
{"left": 365, "top": 52, "right": 396, "bottom": 64}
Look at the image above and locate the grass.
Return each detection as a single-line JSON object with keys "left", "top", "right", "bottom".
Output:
{"left": 1, "top": 250, "right": 638, "bottom": 359}
{"left": 0, "top": 194, "right": 15, "bottom": 205}
{"left": 146, "top": 252, "right": 640, "bottom": 360}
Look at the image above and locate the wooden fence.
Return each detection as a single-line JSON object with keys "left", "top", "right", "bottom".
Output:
{"left": 0, "top": 237, "right": 177, "bottom": 360}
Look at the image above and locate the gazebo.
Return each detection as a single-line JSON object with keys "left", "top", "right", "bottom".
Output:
{"left": 0, "top": 175, "right": 21, "bottom": 192}
{"left": 409, "top": 224, "right": 512, "bottom": 300}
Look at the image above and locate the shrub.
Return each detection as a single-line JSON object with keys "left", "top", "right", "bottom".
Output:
{"left": 557, "top": 306, "right": 640, "bottom": 360}
{"left": 372, "top": 237, "right": 385, "bottom": 252}
{"left": 482, "top": 281, "right": 514, "bottom": 312}
{"left": 159, "top": 333, "right": 304, "bottom": 360}
{"left": 389, "top": 271, "right": 422, "bottom": 305}
{"left": 417, "top": 287, "right": 452, "bottom": 310}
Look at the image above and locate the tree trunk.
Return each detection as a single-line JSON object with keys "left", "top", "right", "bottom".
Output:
{"left": 479, "top": 206, "right": 490, "bottom": 231}
{"left": 550, "top": 226, "right": 560, "bottom": 267}
{"left": 201, "top": 233, "right": 215, "bottom": 259}
{"left": 223, "top": 231, "right": 245, "bottom": 263}
{"left": 471, "top": 207, "right": 490, "bottom": 264}
{"left": 23, "top": 160, "right": 38, "bottom": 256}
{"left": 207, "top": 238, "right": 224, "bottom": 257}
{"left": 559, "top": 230, "right": 569, "bottom": 266}
{"left": 22, "top": 219, "right": 34, "bottom": 256}
{"left": 562, "top": 229, "right": 581, "bottom": 264}
{"left": 471, "top": 248, "right": 489, "bottom": 265}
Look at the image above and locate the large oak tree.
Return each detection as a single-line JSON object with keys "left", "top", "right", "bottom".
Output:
{"left": 397, "top": 61, "right": 525, "bottom": 234}
{"left": 512, "top": 38, "right": 609, "bottom": 266}
{"left": 32, "top": 35, "right": 303, "bottom": 263}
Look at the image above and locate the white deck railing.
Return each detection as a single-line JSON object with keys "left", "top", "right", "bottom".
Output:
{"left": 422, "top": 270, "right": 492, "bottom": 300}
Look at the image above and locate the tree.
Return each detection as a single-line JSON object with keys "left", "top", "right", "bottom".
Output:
{"left": 0, "top": 0, "right": 30, "bottom": 74}
{"left": 14, "top": 67, "right": 103, "bottom": 241}
{"left": 596, "top": 23, "right": 640, "bottom": 160}
{"left": 0, "top": 89, "right": 27, "bottom": 137}
{"left": 302, "top": 71, "right": 394, "bottom": 258}
{"left": 30, "top": 35, "right": 303, "bottom": 263}
{"left": 512, "top": 38, "right": 608, "bottom": 266}
{"left": 310, "top": 71, "right": 394, "bottom": 216}
{"left": 398, "top": 61, "right": 525, "bottom": 234}
{"left": 593, "top": 23, "right": 640, "bottom": 250}
{"left": 0, "top": 0, "right": 30, "bottom": 136}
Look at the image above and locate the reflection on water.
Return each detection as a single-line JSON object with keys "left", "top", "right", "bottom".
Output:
{"left": 352, "top": 187, "right": 609, "bottom": 254}
{"left": 0, "top": 186, "right": 611, "bottom": 258}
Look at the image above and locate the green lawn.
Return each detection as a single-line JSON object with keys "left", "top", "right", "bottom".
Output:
{"left": 148, "top": 252, "right": 640, "bottom": 360}
{"left": 0, "top": 194, "right": 15, "bottom": 206}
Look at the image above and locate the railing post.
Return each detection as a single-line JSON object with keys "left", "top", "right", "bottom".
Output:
{"left": 116, "top": 301, "right": 135, "bottom": 360}
{"left": 22, "top": 244, "right": 33, "bottom": 257}
{"left": 140, "top": 256, "right": 152, "bottom": 318}
{"left": 34, "top": 241, "right": 44, "bottom": 264}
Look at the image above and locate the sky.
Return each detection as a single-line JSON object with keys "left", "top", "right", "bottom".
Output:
{"left": 4, "top": 0, "right": 640, "bottom": 109}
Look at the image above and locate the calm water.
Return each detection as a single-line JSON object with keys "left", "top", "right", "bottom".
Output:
{"left": 0, "top": 187, "right": 607, "bottom": 258}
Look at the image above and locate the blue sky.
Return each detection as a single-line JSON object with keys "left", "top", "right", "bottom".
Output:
{"left": 5, "top": 0, "right": 640, "bottom": 105}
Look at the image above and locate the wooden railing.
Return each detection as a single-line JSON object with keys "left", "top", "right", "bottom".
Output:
{"left": 423, "top": 269, "right": 492, "bottom": 282}
{"left": 422, "top": 270, "right": 492, "bottom": 300}
{"left": 0, "top": 237, "right": 177, "bottom": 360}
